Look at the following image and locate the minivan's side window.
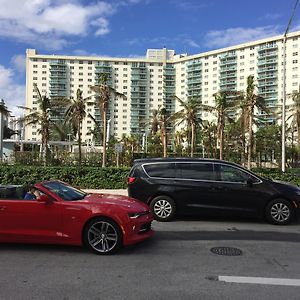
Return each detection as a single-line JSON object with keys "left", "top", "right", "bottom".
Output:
{"left": 177, "top": 163, "right": 214, "bottom": 181}
{"left": 143, "top": 163, "right": 176, "bottom": 178}
{"left": 217, "top": 164, "right": 252, "bottom": 183}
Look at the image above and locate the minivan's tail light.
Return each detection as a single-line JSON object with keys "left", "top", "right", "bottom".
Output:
{"left": 128, "top": 177, "right": 136, "bottom": 184}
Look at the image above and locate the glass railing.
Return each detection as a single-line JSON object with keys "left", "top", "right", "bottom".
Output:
{"left": 258, "top": 44, "right": 278, "bottom": 51}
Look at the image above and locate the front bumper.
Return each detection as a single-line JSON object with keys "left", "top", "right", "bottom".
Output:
{"left": 122, "top": 213, "right": 154, "bottom": 246}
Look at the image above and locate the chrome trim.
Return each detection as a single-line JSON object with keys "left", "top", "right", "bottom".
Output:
{"left": 141, "top": 161, "right": 263, "bottom": 185}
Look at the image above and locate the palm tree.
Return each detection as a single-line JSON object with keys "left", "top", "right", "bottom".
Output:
{"left": 201, "top": 121, "right": 217, "bottom": 158}
{"left": 287, "top": 84, "right": 300, "bottom": 149}
{"left": 174, "top": 96, "right": 203, "bottom": 157}
{"left": 90, "top": 73, "right": 126, "bottom": 167}
{"left": 87, "top": 113, "right": 102, "bottom": 144}
{"left": 243, "top": 75, "right": 268, "bottom": 169}
{"left": 150, "top": 109, "right": 160, "bottom": 135}
{"left": 157, "top": 107, "right": 176, "bottom": 157}
{"left": 19, "top": 84, "right": 52, "bottom": 165}
{"left": 213, "top": 91, "right": 240, "bottom": 160}
{"left": 0, "top": 100, "right": 9, "bottom": 115}
{"left": 59, "top": 88, "right": 90, "bottom": 165}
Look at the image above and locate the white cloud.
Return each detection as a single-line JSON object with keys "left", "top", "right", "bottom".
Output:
{"left": 185, "top": 39, "right": 200, "bottom": 48}
{"left": 170, "top": 0, "right": 208, "bottom": 10}
{"left": 91, "top": 17, "right": 110, "bottom": 36}
{"left": 260, "top": 13, "right": 281, "bottom": 21}
{"left": 0, "top": 0, "right": 117, "bottom": 50}
{"left": 204, "top": 26, "right": 282, "bottom": 49}
{"left": 11, "top": 55, "right": 26, "bottom": 73}
{"left": 0, "top": 65, "right": 25, "bottom": 116}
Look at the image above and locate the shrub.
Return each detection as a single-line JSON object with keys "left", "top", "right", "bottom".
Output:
{"left": 0, "top": 166, "right": 130, "bottom": 189}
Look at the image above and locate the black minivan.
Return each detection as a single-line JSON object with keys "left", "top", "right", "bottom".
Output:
{"left": 128, "top": 158, "right": 300, "bottom": 225}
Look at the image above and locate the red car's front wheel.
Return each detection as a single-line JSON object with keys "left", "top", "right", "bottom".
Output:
{"left": 84, "top": 217, "right": 122, "bottom": 254}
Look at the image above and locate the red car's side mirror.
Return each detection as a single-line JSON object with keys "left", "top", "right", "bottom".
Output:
{"left": 36, "top": 194, "right": 51, "bottom": 203}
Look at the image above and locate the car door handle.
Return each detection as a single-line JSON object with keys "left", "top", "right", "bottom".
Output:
{"left": 209, "top": 186, "right": 224, "bottom": 191}
{"left": 0, "top": 206, "right": 7, "bottom": 211}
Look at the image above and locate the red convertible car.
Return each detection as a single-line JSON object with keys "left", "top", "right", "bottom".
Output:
{"left": 0, "top": 181, "right": 153, "bottom": 254}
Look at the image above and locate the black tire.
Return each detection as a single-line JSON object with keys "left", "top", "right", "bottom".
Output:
{"left": 83, "top": 217, "right": 122, "bottom": 254}
{"left": 265, "top": 198, "right": 294, "bottom": 225}
{"left": 150, "top": 195, "right": 176, "bottom": 222}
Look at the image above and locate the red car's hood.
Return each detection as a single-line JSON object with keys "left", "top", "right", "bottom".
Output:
{"left": 82, "top": 193, "right": 149, "bottom": 211}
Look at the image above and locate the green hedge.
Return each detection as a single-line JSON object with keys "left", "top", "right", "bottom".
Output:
{"left": 0, "top": 166, "right": 130, "bottom": 189}
{"left": 1, "top": 166, "right": 300, "bottom": 189}
{"left": 253, "top": 168, "right": 300, "bottom": 187}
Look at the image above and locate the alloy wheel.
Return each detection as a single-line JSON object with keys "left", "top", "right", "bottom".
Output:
{"left": 270, "top": 203, "right": 290, "bottom": 223}
{"left": 87, "top": 221, "right": 118, "bottom": 253}
{"left": 153, "top": 199, "right": 173, "bottom": 219}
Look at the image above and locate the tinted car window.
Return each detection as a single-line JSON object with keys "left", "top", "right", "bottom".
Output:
{"left": 143, "top": 163, "right": 176, "bottom": 178}
{"left": 217, "top": 164, "right": 250, "bottom": 183}
{"left": 177, "top": 163, "right": 214, "bottom": 180}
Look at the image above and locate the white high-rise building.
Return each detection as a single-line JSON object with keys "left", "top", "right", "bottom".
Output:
{"left": 25, "top": 31, "right": 300, "bottom": 143}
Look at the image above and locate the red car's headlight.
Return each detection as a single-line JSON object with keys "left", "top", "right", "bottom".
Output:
{"left": 128, "top": 211, "right": 150, "bottom": 219}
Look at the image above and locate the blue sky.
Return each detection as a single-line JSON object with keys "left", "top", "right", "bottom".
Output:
{"left": 0, "top": 0, "right": 300, "bottom": 115}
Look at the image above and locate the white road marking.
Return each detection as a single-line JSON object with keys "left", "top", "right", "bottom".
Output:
{"left": 218, "top": 276, "right": 300, "bottom": 286}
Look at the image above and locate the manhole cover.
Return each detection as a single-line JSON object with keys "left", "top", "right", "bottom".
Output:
{"left": 210, "top": 247, "right": 242, "bottom": 256}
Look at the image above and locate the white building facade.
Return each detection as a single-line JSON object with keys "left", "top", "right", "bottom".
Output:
{"left": 25, "top": 31, "right": 300, "bottom": 143}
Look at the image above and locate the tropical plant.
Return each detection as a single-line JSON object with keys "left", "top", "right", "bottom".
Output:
{"left": 56, "top": 88, "right": 90, "bottom": 165}
{"left": 255, "top": 125, "right": 281, "bottom": 167}
{"left": 174, "top": 96, "right": 203, "bottom": 157}
{"left": 149, "top": 109, "right": 160, "bottom": 135}
{"left": 242, "top": 76, "right": 268, "bottom": 169}
{"left": 286, "top": 84, "right": 300, "bottom": 149}
{"left": 19, "top": 84, "right": 52, "bottom": 165}
{"left": 157, "top": 107, "right": 176, "bottom": 157}
{"left": 201, "top": 121, "right": 217, "bottom": 158}
{"left": 213, "top": 91, "right": 240, "bottom": 160}
{"left": 0, "top": 100, "right": 9, "bottom": 115}
{"left": 90, "top": 73, "right": 126, "bottom": 167}
{"left": 87, "top": 113, "right": 102, "bottom": 144}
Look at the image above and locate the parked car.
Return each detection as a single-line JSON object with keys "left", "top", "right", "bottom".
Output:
{"left": 128, "top": 158, "right": 300, "bottom": 225}
{"left": 0, "top": 181, "right": 153, "bottom": 254}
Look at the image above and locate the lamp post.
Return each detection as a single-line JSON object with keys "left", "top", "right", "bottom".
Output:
{"left": 0, "top": 99, "right": 5, "bottom": 161}
{"left": 281, "top": 0, "right": 299, "bottom": 172}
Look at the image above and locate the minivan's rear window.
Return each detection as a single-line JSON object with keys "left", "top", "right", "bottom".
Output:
{"left": 177, "top": 163, "right": 214, "bottom": 181}
{"left": 143, "top": 163, "right": 176, "bottom": 178}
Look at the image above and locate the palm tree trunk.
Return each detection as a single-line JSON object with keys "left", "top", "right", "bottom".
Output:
{"left": 247, "top": 113, "right": 253, "bottom": 170}
{"left": 297, "top": 124, "right": 300, "bottom": 150}
{"left": 42, "top": 132, "right": 47, "bottom": 166}
{"left": 191, "top": 123, "right": 195, "bottom": 157}
{"left": 102, "top": 112, "right": 107, "bottom": 167}
{"left": 163, "top": 128, "right": 167, "bottom": 158}
{"left": 78, "top": 120, "right": 82, "bottom": 165}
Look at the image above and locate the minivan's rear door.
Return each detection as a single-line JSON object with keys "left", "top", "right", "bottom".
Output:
{"left": 173, "top": 162, "right": 219, "bottom": 215}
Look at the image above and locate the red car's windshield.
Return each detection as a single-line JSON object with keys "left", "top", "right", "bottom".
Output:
{"left": 42, "top": 181, "right": 87, "bottom": 201}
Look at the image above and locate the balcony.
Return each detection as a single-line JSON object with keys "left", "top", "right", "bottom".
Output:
{"left": 257, "top": 59, "right": 278, "bottom": 66}
{"left": 220, "top": 66, "right": 237, "bottom": 72}
{"left": 257, "top": 67, "right": 277, "bottom": 73}
{"left": 219, "top": 52, "right": 236, "bottom": 59}
{"left": 258, "top": 44, "right": 278, "bottom": 52}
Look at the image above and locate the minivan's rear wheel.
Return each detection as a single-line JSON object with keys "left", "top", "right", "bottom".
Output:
{"left": 150, "top": 196, "right": 176, "bottom": 221}
{"left": 83, "top": 217, "right": 122, "bottom": 254}
{"left": 265, "top": 199, "right": 294, "bottom": 225}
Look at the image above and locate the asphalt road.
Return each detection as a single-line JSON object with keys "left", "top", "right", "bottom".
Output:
{"left": 1, "top": 218, "right": 300, "bottom": 300}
